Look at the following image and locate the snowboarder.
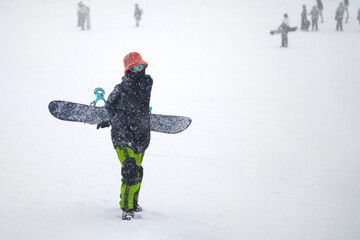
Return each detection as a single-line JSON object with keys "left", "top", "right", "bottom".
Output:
{"left": 270, "top": 14, "right": 297, "bottom": 48}
{"left": 316, "top": 0, "right": 324, "bottom": 23}
{"left": 77, "top": 2, "right": 83, "bottom": 28}
{"left": 309, "top": 5, "right": 319, "bottom": 31}
{"left": 301, "top": 5, "right": 310, "bottom": 31}
{"left": 280, "top": 14, "right": 289, "bottom": 47}
{"left": 77, "top": 2, "right": 89, "bottom": 31}
{"left": 344, "top": 0, "right": 349, "bottom": 23}
{"left": 97, "top": 52, "right": 153, "bottom": 220}
{"left": 134, "top": 4, "right": 143, "bottom": 27}
{"left": 335, "top": 2, "right": 345, "bottom": 31}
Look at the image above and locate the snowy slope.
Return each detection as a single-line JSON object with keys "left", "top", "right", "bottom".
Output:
{"left": 1, "top": 0, "right": 360, "bottom": 239}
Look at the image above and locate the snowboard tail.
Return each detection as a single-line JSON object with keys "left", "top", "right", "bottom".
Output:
{"left": 49, "top": 101, "right": 191, "bottom": 134}
{"left": 149, "top": 113, "right": 191, "bottom": 134}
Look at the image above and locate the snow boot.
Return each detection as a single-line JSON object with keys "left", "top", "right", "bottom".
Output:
{"left": 135, "top": 205, "right": 142, "bottom": 212}
{"left": 122, "top": 210, "right": 134, "bottom": 220}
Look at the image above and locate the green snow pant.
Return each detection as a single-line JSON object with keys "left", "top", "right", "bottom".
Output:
{"left": 116, "top": 146, "right": 144, "bottom": 211}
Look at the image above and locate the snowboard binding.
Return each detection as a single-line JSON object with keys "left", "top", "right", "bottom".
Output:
{"left": 90, "top": 88, "right": 107, "bottom": 107}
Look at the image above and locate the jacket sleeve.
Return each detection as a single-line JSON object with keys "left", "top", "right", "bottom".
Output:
{"left": 106, "top": 83, "right": 122, "bottom": 111}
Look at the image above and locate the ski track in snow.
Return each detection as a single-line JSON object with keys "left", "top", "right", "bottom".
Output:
{"left": 1, "top": 0, "right": 360, "bottom": 239}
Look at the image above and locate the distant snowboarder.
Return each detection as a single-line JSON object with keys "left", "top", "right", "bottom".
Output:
{"left": 316, "top": 0, "right": 324, "bottom": 23}
{"left": 270, "top": 14, "right": 297, "bottom": 48}
{"left": 280, "top": 14, "right": 290, "bottom": 47}
{"left": 309, "top": 5, "right": 319, "bottom": 31}
{"left": 301, "top": 5, "right": 310, "bottom": 31}
{"left": 335, "top": 2, "right": 345, "bottom": 31}
{"left": 134, "top": 4, "right": 143, "bottom": 27}
{"left": 77, "top": 2, "right": 83, "bottom": 28}
{"left": 77, "top": 2, "right": 89, "bottom": 31}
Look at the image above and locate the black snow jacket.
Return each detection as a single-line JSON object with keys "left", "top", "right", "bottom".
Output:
{"left": 106, "top": 70, "right": 153, "bottom": 154}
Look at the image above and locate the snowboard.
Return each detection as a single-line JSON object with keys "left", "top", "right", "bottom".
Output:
{"left": 270, "top": 29, "right": 281, "bottom": 35}
{"left": 270, "top": 26, "right": 297, "bottom": 35}
{"left": 48, "top": 100, "right": 191, "bottom": 134}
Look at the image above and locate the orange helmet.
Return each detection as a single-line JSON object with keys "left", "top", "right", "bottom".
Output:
{"left": 123, "top": 52, "right": 148, "bottom": 75}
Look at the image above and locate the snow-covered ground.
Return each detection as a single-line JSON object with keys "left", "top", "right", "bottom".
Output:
{"left": 1, "top": 0, "right": 360, "bottom": 239}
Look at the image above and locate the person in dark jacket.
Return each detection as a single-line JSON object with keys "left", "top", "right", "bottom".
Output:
{"left": 316, "top": 0, "right": 324, "bottom": 23}
{"left": 301, "top": 5, "right": 310, "bottom": 31}
{"left": 270, "top": 14, "right": 297, "bottom": 47}
{"left": 97, "top": 52, "right": 153, "bottom": 220}
{"left": 279, "top": 14, "right": 291, "bottom": 47}
{"left": 335, "top": 2, "right": 345, "bottom": 31}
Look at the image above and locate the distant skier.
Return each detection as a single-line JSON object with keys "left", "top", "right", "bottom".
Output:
{"left": 270, "top": 14, "right": 297, "bottom": 48}
{"left": 335, "top": 2, "right": 345, "bottom": 31}
{"left": 77, "top": 2, "right": 89, "bottom": 31}
{"left": 77, "top": 2, "right": 83, "bottom": 28}
{"left": 97, "top": 52, "right": 152, "bottom": 220}
{"left": 280, "top": 14, "right": 290, "bottom": 47}
{"left": 134, "top": 4, "right": 143, "bottom": 27}
{"left": 316, "top": 0, "right": 324, "bottom": 23}
{"left": 301, "top": 5, "right": 310, "bottom": 31}
{"left": 309, "top": 5, "right": 319, "bottom": 31}
{"left": 344, "top": 0, "right": 349, "bottom": 23}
